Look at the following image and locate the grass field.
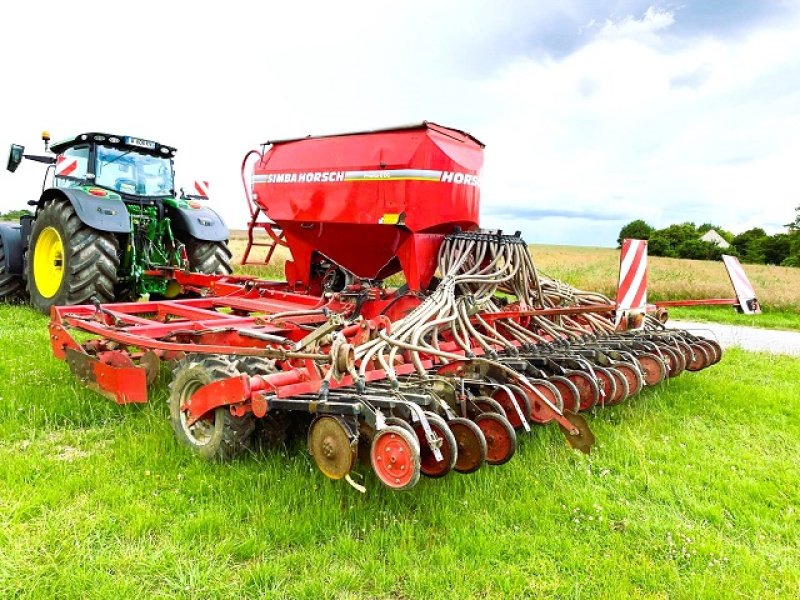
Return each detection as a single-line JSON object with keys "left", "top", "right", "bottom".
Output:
{"left": 1, "top": 305, "right": 799, "bottom": 598}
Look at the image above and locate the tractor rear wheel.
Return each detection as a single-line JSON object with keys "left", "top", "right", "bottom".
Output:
{"left": 184, "top": 239, "right": 233, "bottom": 275}
{"left": 169, "top": 355, "right": 255, "bottom": 461}
{"left": 26, "top": 199, "right": 119, "bottom": 312}
{"left": 0, "top": 237, "right": 25, "bottom": 303}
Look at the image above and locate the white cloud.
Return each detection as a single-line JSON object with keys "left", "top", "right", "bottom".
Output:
{"left": 596, "top": 6, "right": 676, "bottom": 40}
{"left": 1, "top": 1, "right": 799, "bottom": 248}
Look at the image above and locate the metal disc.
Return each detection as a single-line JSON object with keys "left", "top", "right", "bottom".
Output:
{"left": 548, "top": 376, "right": 581, "bottom": 413}
{"left": 696, "top": 340, "right": 721, "bottom": 365}
{"left": 308, "top": 416, "right": 356, "bottom": 481}
{"left": 370, "top": 425, "right": 421, "bottom": 490}
{"left": 605, "top": 367, "right": 628, "bottom": 405}
{"left": 448, "top": 417, "right": 487, "bottom": 474}
{"left": 474, "top": 413, "right": 516, "bottom": 466}
{"left": 473, "top": 396, "right": 505, "bottom": 417}
{"left": 685, "top": 343, "right": 709, "bottom": 371}
{"left": 491, "top": 387, "right": 529, "bottom": 430}
{"left": 593, "top": 367, "right": 617, "bottom": 407}
{"left": 636, "top": 353, "right": 667, "bottom": 386}
{"left": 565, "top": 370, "right": 599, "bottom": 411}
{"left": 614, "top": 363, "right": 643, "bottom": 397}
{"left": 527, "top": 379, "right": 563, "bottom": 424}
{"left": 413, "top": 412, "right": 457, "bottom": 478}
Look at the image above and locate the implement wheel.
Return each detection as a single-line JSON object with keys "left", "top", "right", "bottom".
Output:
{"left": 371, "top": 426, "right": 421, "bottom": 490}
{"left": 308, "top": 416, "right": 356, "bottom": 481}
{"left": 27, "top": 199, "right": 119, "bottom": 312}
{"left": 168, "top": 356, "right": 255, "bottom": 461}
{"left": 548, "top": 376, "right": 581, "bottom": 413}
{"left": 685, "top": 343, "right": 710, "bottom": 371}
{"left": 636, "top": 352, "right": 667, "bottom": 386}
{"left": 184, "top": 238, "right": 233, "bottom": 275}
{"left": 491, "top": 386, "right": 530, "bottom": 430}
{"left": 566, "top": 370, "right": 599, "bottom": 411}
{"left": 448, "top": 417, "right": 487, "bottom": 474}
{"left": 413, "top": 412, "right": 457, "bottom": 479}
{"left": 474, "top": 413, "right": 516, "bottom": 466}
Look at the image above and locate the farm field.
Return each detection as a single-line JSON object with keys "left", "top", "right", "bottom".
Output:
{"left": 228, "top": 236, "right": 800, "bottom": 330}
{"left": 1, "top": 304, "right": 799, "bottom": 598}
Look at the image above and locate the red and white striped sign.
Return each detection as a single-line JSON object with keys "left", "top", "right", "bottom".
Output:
{"left": 615, "top": 239, "right": 648, "bottom": 326}
{"left": 55, "top": 154, "right": 78, "bottom": 177}
{"left": 722, "top": 255, "right": 761, "bottom": 314}
{"left": 194, "top": 180, "right": 210, "bottom": 198}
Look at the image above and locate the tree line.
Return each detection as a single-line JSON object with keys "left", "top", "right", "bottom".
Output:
{"left": 0, "top": 209, "right": 32, "bottom": 221}
{"left": 618, "top": 206, "right": 800, "bottom": 267}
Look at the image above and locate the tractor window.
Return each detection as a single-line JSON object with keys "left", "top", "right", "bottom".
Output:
{"left": 54, "top": 146, "right": 89, "bottom": 189}
{"left": 95, "top": 145, "right": 174, "bottom": 197}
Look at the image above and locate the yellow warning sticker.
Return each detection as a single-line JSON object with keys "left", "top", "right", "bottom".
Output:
{"left": 379, "top": 213, "right": 401, "bottom": 225}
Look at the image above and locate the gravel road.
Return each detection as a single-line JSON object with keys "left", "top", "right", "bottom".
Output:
{"left": 669, "top": 320, "right": 800, "bottom": 356}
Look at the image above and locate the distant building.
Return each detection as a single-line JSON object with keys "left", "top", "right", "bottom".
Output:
{"left": 700, "top": 229, "right": 730, "bottom": 249}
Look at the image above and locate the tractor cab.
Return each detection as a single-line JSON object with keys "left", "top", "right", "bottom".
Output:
{"left": 50, "top": 133, "right": 177, "bottom": 199}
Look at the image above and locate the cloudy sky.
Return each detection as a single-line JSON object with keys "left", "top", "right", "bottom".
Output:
{"left": 1, "top": 0, "right": 798, "bottom": 246}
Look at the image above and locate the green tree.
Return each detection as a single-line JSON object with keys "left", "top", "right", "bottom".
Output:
{"left": 762, "top": 233, "right": 791, "bottom": 265}
{"left": 784, "top": 205, "right": 800, "bottom": 266}
{"left": 617, "top": 219, "right": 654, "bottom": 247}
{"left": 731, "top": 228, "right": 768, "bottom": 264}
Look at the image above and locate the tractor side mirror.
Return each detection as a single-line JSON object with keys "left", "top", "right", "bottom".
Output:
{"left": 7, "top": 144, "right": 24, "bottom": 173}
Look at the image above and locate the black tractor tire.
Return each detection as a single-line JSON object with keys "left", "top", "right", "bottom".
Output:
{"left": 169, "top": 355, "right": 256, "bottom": 461}
{"left": 0, "top": 237, "right": 25, "bottom": 303}
{"left": 184, "top": 239, "right": 233, "bottom": 275}
{"left": 26, "top": 199, "right": 119, "bottom": 313}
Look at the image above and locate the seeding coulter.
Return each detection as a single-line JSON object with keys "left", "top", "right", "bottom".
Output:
{"left": 46, "top": 123, "right": 756, "bottom": 491}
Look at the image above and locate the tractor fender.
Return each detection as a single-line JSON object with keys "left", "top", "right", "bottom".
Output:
{"left": 0, "top": 223, "right": 24, "bottom": 275}
{"left": 166, "top": 203, "right": 229, "bottom": 242}
{"left": 39, "top": 188, "right": 130, "bottom": 234}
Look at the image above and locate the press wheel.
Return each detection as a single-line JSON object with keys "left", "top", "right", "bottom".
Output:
{"left": 370, "top": 425, "right": 421, "bottom": 490}
{"left": 308, "top": 416, "right": 356, "bottom": 481}
{"left": 413, "top": 411, "right": 457, "bottom": 479}
{"left": 448, "top": 417, "right": 487, "bottom": 474}
{"left": 474, "top": 413, "right": 516, "bottom": 466}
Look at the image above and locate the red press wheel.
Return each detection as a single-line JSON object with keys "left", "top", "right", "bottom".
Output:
{"left": 685, "top": 343, "right": 709, "bottom": 372}
{"left": 474, "top": 413, "right": 516, "bottom": 466}
{"left": 527, "top": 379, "right": 563, "bottom": 424}
{"left": 491, "top": 387, "right": 529, "bottom": 430}
{"left": 370, "top": 426, "right": 421, "bottom": 490}
{"left": 614, "top": 363, "right": 643, "bottom": 397}
{"left": 548, "top": 376, "right": 581, "bottom": 413}
{"left": 413, "top": 412, "right": 457, "bottom": 479}
{"left": 566, "top": 370, "right": 599, "bottom": 411}
{"left": 636, "top": 352, "right": 667, "bottom": 386}
{"left": 447, "top": 417, "right": 487, "bottom": 474}
{"left": 592, "top": 367, "right": 617, "bottom": 407}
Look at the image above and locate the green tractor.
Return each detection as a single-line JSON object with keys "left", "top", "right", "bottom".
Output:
{"left": 0, "top": 132, "right": 232, "bottom": 312}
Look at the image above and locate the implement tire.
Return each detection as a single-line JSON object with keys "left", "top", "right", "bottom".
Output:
{"left": 0, "top": 236, "right": 25, "bottom": 303}
{"left": 169, "top": 355, "right": 255, "bottom": 461}
{"left": 184, "top": 239, "right": 233, "bottom": 275}
{"left": 26, "top": 199, "right": 119, "bottom": 313}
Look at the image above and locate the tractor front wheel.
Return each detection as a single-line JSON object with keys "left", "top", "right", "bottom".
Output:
{"left": 184, "top": 239, "right": 233, "bottom": 275}
{"left": 26, "top": 199, "right": 119, "bottom": 313}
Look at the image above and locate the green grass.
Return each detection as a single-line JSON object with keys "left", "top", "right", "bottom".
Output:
{"left": 1, "top": 305, "right": 799, "bottom": 598}
{"left": 668, "top": 306, "right": 800, "bottom": 332}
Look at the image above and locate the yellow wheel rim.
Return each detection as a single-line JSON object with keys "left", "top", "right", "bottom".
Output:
{"left": 33, "top": 226, "right": 65, "bottom": 298}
